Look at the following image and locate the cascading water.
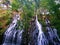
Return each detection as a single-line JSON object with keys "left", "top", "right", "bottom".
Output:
{"left": 35, "top": 15, "right": 48, "bottom": 45}
{"left": 2, "top": 14, "right": 23, "bottom": 45}
{"left": 2, "top": 14, "right": 60, "bottom": 45}
{"left": 29, "top": 16, "right": 60, "bottom": 45}
{"left": 45, "top": 19, "right": 60, "bottom": 45}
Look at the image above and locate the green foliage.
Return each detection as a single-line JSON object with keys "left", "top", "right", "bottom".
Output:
{"left": 12, "top": 0, "right": 21, "bottom": 10}
{"left": 0, "top": 10, "right": 12, "bottom": 34}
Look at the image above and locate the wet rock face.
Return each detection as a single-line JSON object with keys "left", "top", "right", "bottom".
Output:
{"left": 28, "top": 16, "right": 39, "bottom": 45}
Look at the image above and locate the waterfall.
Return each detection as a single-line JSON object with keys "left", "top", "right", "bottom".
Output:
{"left": 35, "top": 15, "right": 48, "bottom": 45}
{"left": 2, "top": 14, "right": 23, "bottom": 45}
{"left": 2, "top": 14, "right": 60, "bottom": 45}
{"left": 45, "top": 19, "right": 60, "bottom": 45}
